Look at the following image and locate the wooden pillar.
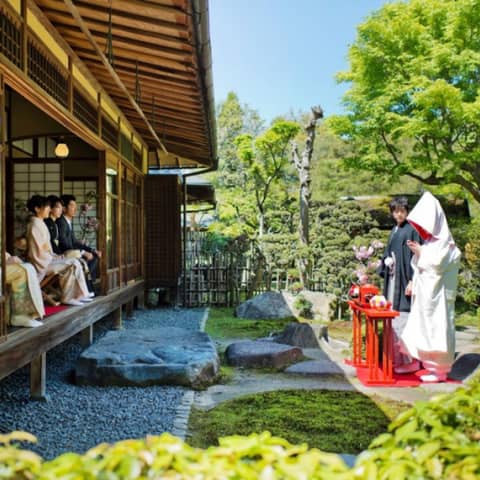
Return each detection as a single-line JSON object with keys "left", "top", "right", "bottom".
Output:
{"left": 112, "top": 306, "right": 122, "bottom": 329}
{"left": 80, "top": 324, "right": 93, "bottom": 348}
{"left": 30, "top": 353, "right": 47, "bottom": 401}
{"left": 125, "top": 299, "right": 134, "bottom": 318}
{"left": 137, "top": 291, "right": 145, "bottom": 309}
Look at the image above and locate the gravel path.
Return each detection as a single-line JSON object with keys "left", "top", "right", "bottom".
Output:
{"left": 0, "top": 307, "right": 205, "bottom": 460}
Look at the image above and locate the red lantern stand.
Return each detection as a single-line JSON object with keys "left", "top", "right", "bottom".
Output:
{"left": 347, "top": 287, "right": 399, "bottom": 385}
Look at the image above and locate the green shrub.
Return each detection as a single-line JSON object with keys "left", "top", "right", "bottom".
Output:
{"left": 293, "top": 294, "right": 313, "bottom": 318}
{"left": 355, "top": 378, "right": 480, "bottom": 479}
{"left": 288, "top": 281, "right": 304, "bottom": 294}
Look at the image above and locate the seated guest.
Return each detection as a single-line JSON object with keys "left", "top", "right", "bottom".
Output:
{"left": 5, "top": 252, "right": 45, "bottom": 327}
{"left": 46, "top": 195, "right": 94, "bottom": 295}
{"left": 26, "top": 195, "right": 92, "bottom": 306}
{"left": 57, "top": 194, "right": 101, "bottom": 293}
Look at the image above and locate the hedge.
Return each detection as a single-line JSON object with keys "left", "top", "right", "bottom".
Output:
{"left": 1, "top": 375, "right": 479, "bottom": 479}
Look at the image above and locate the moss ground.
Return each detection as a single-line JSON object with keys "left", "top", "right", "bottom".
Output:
{"left": 187, "top": 389, "right": 409, "bottom": 454}
{"left": 205, "top": 307, "right": 296, "bottom": 340}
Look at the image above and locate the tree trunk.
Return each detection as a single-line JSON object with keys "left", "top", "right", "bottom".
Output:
{"left": 292, "top": 106, "right": 324, "bottom": 288}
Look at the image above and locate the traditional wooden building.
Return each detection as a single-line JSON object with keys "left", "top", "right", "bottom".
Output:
{"left": 0, "top": 0, "right": 216, "bottom": 397}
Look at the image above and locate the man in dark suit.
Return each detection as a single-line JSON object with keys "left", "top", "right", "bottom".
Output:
{"left": 57, "top": 194, "right": 102, "bottom": 293}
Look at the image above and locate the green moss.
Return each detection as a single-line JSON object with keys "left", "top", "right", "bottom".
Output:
{"left": 187, "top": 389, "right": 409, "bottom": 454}
{"left": 206, "top": 307, "right": 296, "bottom": 339}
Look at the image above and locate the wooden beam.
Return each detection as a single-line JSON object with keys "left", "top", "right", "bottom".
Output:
{"left": 30, "top": 353, "right": 46, "bottom": 401}
{"left": 62, "top": 0, "right": 168, "bottom": 153}
{"left": 40, "top": 9, "right": 193, "bottom": 52}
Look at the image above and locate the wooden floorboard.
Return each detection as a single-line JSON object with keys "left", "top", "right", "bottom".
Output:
{"left": 0, "top": 280, "right": 144, "bottom": 381}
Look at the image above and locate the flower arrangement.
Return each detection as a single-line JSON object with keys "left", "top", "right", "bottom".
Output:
{"left": 352, "top": 239, "right": 384, "bottom": 285}
{"left": 78, "top": 190, "right": 99, "bottom": 244}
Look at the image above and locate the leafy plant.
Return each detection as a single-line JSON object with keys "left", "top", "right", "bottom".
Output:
{"left": 294, "top": 294, "right": 313, "bottom": 318}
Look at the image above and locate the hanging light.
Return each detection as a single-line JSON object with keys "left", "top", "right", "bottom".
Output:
{"left": 54, "top": 139, "right": 69, "bottom": 158}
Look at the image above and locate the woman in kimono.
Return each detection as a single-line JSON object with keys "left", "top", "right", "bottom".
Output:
{"left": 400, "top": 191, "right": 461, "bottom": 382}
{"left": 378, "top": 196, "right": 422, "bottom": 372}
{"left": 26, "top": 195, "right": 91, "bottom": 306}
{"left": 5, "top": 252, "right": 44, "bottom": 327}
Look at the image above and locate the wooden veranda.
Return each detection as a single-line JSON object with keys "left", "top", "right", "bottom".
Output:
{"left": 0, "top": 0, "right": 216, "bottom": 397}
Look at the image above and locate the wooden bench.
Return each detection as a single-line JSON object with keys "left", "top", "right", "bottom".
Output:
{"left": 0, "top": 280, "right": 144, "bottom": 400}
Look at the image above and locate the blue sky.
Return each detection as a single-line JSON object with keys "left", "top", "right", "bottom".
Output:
{"left": 209, "top": 0, "right": 391, "bottom": 122}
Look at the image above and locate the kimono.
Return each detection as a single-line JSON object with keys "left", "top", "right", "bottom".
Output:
{"left": 378, "top": 221, "right": 421, "bottom": 367}
{"left": 400, "top": 192, "right": 461, "bottom": 376}
{"left": 27, "top": 216, "right": 89, "bottom": 303}
{"left": 6, "top": 253, "right": 45, "bottom": 327}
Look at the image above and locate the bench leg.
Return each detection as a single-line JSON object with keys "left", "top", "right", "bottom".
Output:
{"left": 137, "top": 291, "right": 146, "bottom": 309}
{"left": 80, "top": 324, "right": 94, "bottom": 348}
{"left": 113, "top": 306, "right": 122, "bottom": 329}
{"left": 30, "top": 353, "right": 47, "bottom": 401}
{"left": 125, "top": 300, "right": 134, "bottom": 318}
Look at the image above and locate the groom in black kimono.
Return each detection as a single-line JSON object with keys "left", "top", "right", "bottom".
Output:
{"left": 57, "top": 194, "right": 102, "bottom": 293}
{"left": 378, "top": 196, "right": 422, "bottom": 372}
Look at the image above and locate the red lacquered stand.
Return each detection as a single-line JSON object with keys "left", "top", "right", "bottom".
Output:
{"left": 347, "top": 301, "right": 399, "bottom": 385}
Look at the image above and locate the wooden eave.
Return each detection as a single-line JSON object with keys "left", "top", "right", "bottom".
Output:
{"left": 34, "top": 0, "right": 216, "bottom": 169}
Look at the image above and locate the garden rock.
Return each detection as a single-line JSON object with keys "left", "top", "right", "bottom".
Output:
{"left": 75, "top": 328, "right": 219, "bottom": 389}
{"left": 235, "top": 291, "right": 293, "bottom": 319}
{"left": 225, "top": 340, "right": 303, "bottom": 368}
{"left": 273, "top": 322, "right": 319, "bottom": 348}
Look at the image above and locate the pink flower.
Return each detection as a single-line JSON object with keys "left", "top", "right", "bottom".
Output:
{"left": 80, "top": 203, "right": 93, "bottom": 213}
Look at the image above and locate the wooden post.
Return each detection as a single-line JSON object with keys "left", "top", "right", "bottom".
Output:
{"left": 80, "top": 324, "right": 93, "bottom": 348}
{"left": 125, "top": 299, "right": 134, "bottom": 318}
{"left": 112, "top": 306, "right": 122, "bottom": 329}
{"left": 30, "top": 353, "right": 47, "bottom": 401}
{"left": 137, "top": 291, "right": 145, "bottom": 309}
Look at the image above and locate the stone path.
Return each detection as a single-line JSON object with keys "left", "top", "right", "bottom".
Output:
{"left": 193, "top": 324, "right": 480, "bottom": 411}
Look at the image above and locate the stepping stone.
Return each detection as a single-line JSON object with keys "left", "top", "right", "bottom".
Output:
{"left": 75, "top": 328, "right": 219, "bottom": 389}
{"left": 449, "top": 353, "right": 480, "bottom": 381}
{"left": 285, "top": 360, "right": 354, "bottom": 377}
{"left": 274, "top": 322, "right": 319, "bottom": 348}
{"left": 225, "top": 340, "right": 302, "bottom": 369}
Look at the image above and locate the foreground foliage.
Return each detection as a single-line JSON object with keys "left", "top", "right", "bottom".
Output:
{"left": 1, "top": 375, "right": 479, "bottom": 479}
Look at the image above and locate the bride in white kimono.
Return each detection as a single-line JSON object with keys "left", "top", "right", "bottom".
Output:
{"left": 400, "top": 191, "right": 461, "bottom": 382}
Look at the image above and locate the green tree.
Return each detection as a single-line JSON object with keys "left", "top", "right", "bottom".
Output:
{"left": 328, "top": 0, "right": 480, "bottom": 204}
{"left": 235, "top": 120, "right": 301, "bottom": 237}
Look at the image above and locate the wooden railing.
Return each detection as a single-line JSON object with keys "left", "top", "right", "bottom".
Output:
{"left": 0, "top": 7, "right": 22, "bottom": 68}
{"left": 73, "top": 87, "right": 98, "bottom": 133}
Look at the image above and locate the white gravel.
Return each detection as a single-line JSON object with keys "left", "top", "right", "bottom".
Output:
{"left": 0, "top": 307, "right": 206, "bottom": 459}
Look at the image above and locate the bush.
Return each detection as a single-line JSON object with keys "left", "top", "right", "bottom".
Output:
{"left": 293, "top": 294, "right": 313, "bottom": 318}
{"left": 288, "top": 281, "right": 304, "bottom": 294}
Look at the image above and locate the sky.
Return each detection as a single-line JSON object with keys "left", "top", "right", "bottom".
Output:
{"left": 209, "top": 0, "right": 391, "bottom": 122}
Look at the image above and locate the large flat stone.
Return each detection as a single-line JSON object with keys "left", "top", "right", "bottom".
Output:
{"left": 75, "top": 328, "right": 219, "bottom": 389}
{"left": 225, "top": 340, "right": 303, "bottom": 369}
